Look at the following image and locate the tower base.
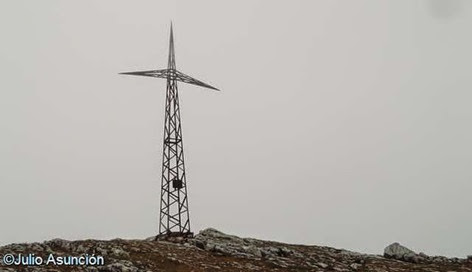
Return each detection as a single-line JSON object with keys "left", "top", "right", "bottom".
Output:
{"left": 154, "top": 231, "right": 194, "bottom": 241}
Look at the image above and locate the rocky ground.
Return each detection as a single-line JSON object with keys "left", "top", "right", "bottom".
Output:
{"left": 1, "top": 228, "right": 471, "bottom": 272}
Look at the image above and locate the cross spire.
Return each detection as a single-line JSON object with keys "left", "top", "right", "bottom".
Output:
{"left": 168, "top": 22, "right": 175, "bottom": 70}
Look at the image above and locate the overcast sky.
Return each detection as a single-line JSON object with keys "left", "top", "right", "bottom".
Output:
{"left": 0, "top": 0, "right": 471, "bottom": 257}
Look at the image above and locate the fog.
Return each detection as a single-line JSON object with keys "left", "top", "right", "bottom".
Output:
{"left": 0, "top": 0, "right": 471, "bottom": 257}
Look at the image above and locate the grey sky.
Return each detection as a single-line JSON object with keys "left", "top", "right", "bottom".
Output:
{"left": 0, "top": 0, "right": 471, "bottom": 257}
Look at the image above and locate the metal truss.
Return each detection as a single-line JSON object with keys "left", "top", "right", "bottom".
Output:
{"left": 120, "top": 24, "right": 219, "bottom": 239}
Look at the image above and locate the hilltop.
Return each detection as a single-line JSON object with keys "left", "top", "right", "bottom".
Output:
{"left": 1, "top": 228, "right": 471, "bottom": 271}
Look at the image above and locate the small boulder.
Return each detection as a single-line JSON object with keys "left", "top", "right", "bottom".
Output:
{"left": 384, "top": 242, "right": 416, "bottom": 261}
{"left": 350, "top": 263, "right": 362, "bottom": 270}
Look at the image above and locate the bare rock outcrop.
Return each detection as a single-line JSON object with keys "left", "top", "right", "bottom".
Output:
{"left": 0, "top": 228, "right": 471, "bottom": 272}
{"left": 384, "top": 242, "right": 417, "bottom": 261}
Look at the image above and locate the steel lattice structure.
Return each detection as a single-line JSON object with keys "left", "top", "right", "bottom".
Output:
{"left": 120, "top": 25, "right": 219, "bottom": 239}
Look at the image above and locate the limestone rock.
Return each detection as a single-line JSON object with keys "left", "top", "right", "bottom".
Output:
{"left": 384, "top": 242, "right": 416, "bottom": 261}
{"left": 1, "top": 229, "right": 471, "bottom": 271}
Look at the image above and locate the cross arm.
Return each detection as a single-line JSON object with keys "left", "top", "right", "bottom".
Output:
{"left": 120, "top": 69, "right": 220, "bottom": 91}
{"left": 119, "top": 69, "right": 169, "bottom": 79}
{"left": 174, "top": 70, "right": 220, "bottom": 91}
